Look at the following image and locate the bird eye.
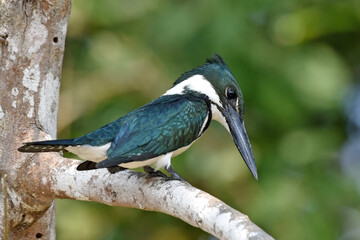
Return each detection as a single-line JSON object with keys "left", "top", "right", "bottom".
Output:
{"left": 225, "top": 88, "right": 237, "bottom": 99}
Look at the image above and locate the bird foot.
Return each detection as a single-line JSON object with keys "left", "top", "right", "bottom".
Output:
{"left": 165, "top": 165, "right": 186, "bottom": 182}
{"left": 143, "top": 166, "right": 168, "bottom": 178}
{"left": 143, "top": 165, "right": 186, "bottom": 182}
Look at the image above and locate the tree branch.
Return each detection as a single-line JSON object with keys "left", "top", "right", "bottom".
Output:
{"left": 0, "top": 0, "right": 274, "bottom": 239}
{"left": 19, "top": 152, "right": 274, "bottom": 240}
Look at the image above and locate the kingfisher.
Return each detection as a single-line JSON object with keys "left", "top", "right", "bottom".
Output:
{"left": 18, "top": 54, "right": 258, "bottom": 180}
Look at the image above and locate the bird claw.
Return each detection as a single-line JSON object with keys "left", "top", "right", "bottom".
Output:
{"left": 143, "top": 165, "right": 186, "bottom": 181}
{"left": 143, "top": 166, "right": 168, "bottom": 178}
{"left": 165, "top": 165, "right": 186, "bottom": 182}
{"left": 163, "top": 176, "right": 186, "bottom": 182}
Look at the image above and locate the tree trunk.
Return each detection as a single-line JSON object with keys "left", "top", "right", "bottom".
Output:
{"left": 0, "top": 0, "right": 72, "bottom": 239}
{"left": 0, "top": 1, "right": 274, "bottom": 239}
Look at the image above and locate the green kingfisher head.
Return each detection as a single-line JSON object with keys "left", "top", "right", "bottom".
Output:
{"left": 165, "top": 54, "right": 258, "bottom": 179}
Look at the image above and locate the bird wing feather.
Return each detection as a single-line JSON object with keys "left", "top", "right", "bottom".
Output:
{"left": 95, "top": 94, "right": 210, "bottom": 168}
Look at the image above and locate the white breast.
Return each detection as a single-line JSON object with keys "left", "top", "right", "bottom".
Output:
{"left": 119, "top": 144, "right": 194, "bottom": 170}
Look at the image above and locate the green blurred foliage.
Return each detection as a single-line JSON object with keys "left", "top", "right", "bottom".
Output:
{"left": 56, "top": 0, "right": 360, "bottom": 239}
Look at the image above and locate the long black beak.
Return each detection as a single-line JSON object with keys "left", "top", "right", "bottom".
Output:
{"left": 221, "top": 103, "right": 258, "bottom": 180}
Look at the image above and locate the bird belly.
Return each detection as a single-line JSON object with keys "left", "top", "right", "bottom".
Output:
{"left": 119, "top": 153, "right": 172, "bottom": 170}
{"left": 68, "top": 142, "right": 194, "bottom": 169}
{"left": 119, "top": 156, "right": 161, "bottom": 169}
{"left": 119, "top": 144, "right": 193, "bottom": 169}
{"left": 66, "top": 143, "right": 111, "bottom": 162}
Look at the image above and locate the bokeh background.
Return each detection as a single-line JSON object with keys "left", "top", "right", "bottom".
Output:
{"left": 56, "top": 0, "right": 360, "bottom": 239}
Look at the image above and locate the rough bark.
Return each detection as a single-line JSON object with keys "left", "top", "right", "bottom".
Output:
{"left": 0, "top": 1, "right": 274, "bottom": 239}
{"left": 0, "top": 0, "right": 71, "bottom": 239}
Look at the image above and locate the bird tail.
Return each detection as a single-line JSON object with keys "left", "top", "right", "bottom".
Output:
{"left": 18, "top": 139, "right": 76, "bottom": 152}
